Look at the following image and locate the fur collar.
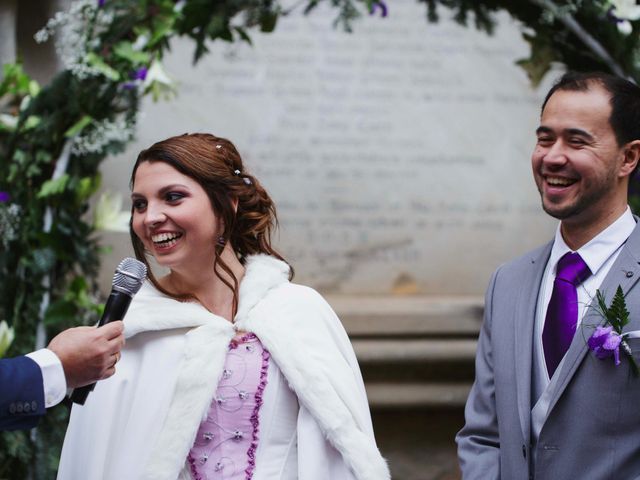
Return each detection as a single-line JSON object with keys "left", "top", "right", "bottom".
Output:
{"left": 124, "top": 254, "right": 291, "bottom": 338}
{"left": 140, "top": 254, "right": 292, "bottom": 479}
{"left": 135, "top": 254, "right": 389, "bottom": 480}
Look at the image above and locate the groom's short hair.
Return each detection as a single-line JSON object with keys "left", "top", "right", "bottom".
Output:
{"left": 541, "top": 71, "right": 640, "bottom": 148}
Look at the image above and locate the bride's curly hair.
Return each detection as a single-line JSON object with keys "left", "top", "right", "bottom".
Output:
{"left": 129, "top": 133, "right": 291, "bottom": 313}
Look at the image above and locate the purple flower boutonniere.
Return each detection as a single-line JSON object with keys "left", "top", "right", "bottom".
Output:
{"left": 589, "top": 286, "right": 639, "bottom": 377}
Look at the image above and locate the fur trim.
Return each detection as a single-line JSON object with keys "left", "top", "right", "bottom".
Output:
{"left": 142, "top": 323, "right": 235, "bottom": 480}
{"left": 133, "top": 255, "right": 388, "bottom": 479}
{"left": 140, "top": 255, "right": 291, "bottom": 479}
{"left": 234, "top": 254, "right": 291, "bottom": 322}
{"left": 123, "top": 283, "right": 214, "bottom": 338}
{"left": 126, "top": 254, "right": 290, "bottom": 339}
{"left": 243, "top": 285, "right": 391, "bottom": 480}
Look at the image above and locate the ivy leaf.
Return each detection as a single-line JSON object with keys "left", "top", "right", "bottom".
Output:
{"left": 516, "top": 32, "right": 556, "bottom": 88}
{"left": 304, "top": 0, "right": 319, "bottom": 15}
{"left": 35, "top": 149, "right": 53, "bottom": 164}
{"left": 234, "top": 27, "right": 253, "bottom": 45}
{"left": 86, "top": 53, "right": 120, "bottom": 81}
{"left": 37, "top": 174, "right": 69, "bottom": 198}
{"left": 64, "top": 115, "right": 93, "bottom": 138}
{"left": 44, "top": 299, "right": 76, "bottom": 327}
{"left": 113, "top": 41, "right": 151, "bottom": 65}
{"left": 28, "top": 80, "right": 40, "bottom": 97}
{"left": 76, "top": 175, "right": 101, "bottom": 202}
{"left": 23, "top": 115, "right": 41, "bottom": 130}
{"left": 0, "top": 63, "right": 31, "bottom": 97}
{"left": 149, "top": 14, "right": 177, "bottom": 46}
{"left": 260, "top": 11, "right": 278, "bottom": 33}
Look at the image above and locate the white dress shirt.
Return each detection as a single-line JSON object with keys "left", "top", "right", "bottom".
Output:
{"left": 25, "top": 348, "right": 67, "bottom": 407}
{"left": 531, "top": 206, "right": 636, "bottom": 442}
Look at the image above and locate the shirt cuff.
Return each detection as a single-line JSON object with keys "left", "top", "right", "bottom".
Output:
{"left": 26, "top": 349, "right": 67, "bottom": 408}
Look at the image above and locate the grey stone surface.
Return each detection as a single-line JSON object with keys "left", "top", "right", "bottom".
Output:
{"left": 329, "top": 294, "right": 484, "bottom": 335}
{"left": 98, "top": 2, "right": 558, "bottom": 296}
{"left": 373, "top": 409, "right": 463, "bottom": 480}
{"left": 0, "top": 0, "right": 17, "bottom": 69}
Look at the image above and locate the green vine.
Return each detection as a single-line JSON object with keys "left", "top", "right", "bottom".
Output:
{"left": 1, "top": 0, "right": 640, "bottom": 476}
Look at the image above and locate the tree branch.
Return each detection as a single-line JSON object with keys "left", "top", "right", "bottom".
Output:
{"left": 530, "top": 0, "right": 630, "bottom": 81}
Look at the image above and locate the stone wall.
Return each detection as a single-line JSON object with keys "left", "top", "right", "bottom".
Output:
{"left": 99, "top": 3, "right": 559, "bottom": 295}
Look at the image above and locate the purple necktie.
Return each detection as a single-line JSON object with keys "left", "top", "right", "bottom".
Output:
{"left": 543, "top": 252, "right": 592, "bottom": 378}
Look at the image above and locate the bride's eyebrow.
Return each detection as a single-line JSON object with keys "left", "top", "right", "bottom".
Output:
{"left": 130, "top": 184, "right": 190, "bottom": 199}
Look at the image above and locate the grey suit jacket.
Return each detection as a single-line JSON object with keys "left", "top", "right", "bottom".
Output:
{"left": 457, "top": 223, "right": 640, "bottom": 480}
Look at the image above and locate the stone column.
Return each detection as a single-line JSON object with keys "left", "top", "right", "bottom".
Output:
{"left": 0, "top": 0, "right": 18, "bottom": 75}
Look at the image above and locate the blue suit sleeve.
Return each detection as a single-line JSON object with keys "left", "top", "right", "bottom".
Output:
{"left": 0, "top": 356, "right": 46, "bottom": 431}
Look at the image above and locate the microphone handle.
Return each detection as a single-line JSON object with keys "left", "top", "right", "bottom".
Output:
{"left": 70, "top": 291, "right": 132, "bottom": 405}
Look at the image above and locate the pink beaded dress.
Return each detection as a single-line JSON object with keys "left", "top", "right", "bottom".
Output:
{"left": 187, "top": 333, "right": 272, "bottom": 480}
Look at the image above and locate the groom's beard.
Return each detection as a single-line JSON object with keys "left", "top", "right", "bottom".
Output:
{"left": 537, "top": 166, "right": 618, "bottom": 222}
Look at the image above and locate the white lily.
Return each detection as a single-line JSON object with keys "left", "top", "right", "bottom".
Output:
{"left": 610, "top": 0, "right": 640, "bottom": 20}
{"left": 0, "top": 320, "right": 15, "bottom": 358}
{"left": 143, "top": 60, "right": 177, "bottom": 100}
{"left": 617, "top": 19, "right": 633, "bottom": 34}
{"left": 94, "top": 191, "right": 130, "bottom": 233}
{"left": 143, "top": 60, "right": 174, "bottom": 89}
{"left": 610, "top": 0, "right": 640, "bottom": 34}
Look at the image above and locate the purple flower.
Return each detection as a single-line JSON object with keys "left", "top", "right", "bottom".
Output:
{"left": 369, "top": 1, "right": 388, "bottom": 17}
{"left": 588, "top": 326, "right": 622, "bottom": 365}
{"left": 131, "top": 67, "right": 148, "bottom": 81}
{"left": 0, "top": 191, "right": 9, "bottom": 203}
{"left": 98, "top": 0, "right": 105, "bottom": 7}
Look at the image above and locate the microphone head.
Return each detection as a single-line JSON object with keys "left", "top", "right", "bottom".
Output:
{"left": 112, "top": 257, "right": 147, "bottom": 296}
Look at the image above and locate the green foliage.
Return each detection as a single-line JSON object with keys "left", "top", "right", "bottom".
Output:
{"left": 596, "top": 286, "right": 630, "bottom": 333}
{"left": 595, "top": 286, "right": 639, "bottom": 376}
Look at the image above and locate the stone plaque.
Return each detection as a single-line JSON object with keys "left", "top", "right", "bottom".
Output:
{"left": 101, "top": 3, "right": 558, "bottom": 295}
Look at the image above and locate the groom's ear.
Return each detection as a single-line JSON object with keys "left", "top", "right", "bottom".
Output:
{"left": 620, "top": 140, "right": 640, "bottom": 178}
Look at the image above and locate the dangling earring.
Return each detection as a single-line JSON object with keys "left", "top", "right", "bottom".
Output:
{"left": 217, "top": 236, "right": 226, "bottom": 247}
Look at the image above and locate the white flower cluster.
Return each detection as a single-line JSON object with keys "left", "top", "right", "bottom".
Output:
{"left": 93, "top": 191, "right": 131, "bottom": 233}
{"left": 0, "top": 203, "right": 22, "bottom": 249}
{"left": 71, "top": 115, "right": 137, "bottom": 156}
{"left": 34, "top": 0, "right": 114, "bottom": 79}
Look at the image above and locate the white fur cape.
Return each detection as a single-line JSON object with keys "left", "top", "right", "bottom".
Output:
{"left": 57, "top": 255, "right": 390, "bottom": 480}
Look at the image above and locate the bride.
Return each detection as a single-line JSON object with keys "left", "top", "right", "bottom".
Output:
{"left": 57, "top": 133, "right": 390, "bottom": 480}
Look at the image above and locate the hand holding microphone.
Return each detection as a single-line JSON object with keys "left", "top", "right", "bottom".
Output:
{"left": 70, "top": 258, "right": 147, "bottom": 405}
{"left": 48, "top": 321, "right": 125, "bottom": 389}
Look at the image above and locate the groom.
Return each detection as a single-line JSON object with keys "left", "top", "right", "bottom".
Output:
{"left": 457, "top": 71, "right": 640, "bottom": 479}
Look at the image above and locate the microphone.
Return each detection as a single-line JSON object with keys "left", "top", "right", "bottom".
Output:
{"left": 70, "top": 257, "right": 147, "bottom": 405}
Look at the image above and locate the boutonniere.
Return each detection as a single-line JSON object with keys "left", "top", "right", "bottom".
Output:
{"left": 588, "top": 286, "right": 639, "bottom": 377}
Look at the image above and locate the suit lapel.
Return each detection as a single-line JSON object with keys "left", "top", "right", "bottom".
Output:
{"left": 545, "top": 223, "right": 640, "bottom": 415}
{"left": 515, "top": 242, "right": 552, "bottom": 443}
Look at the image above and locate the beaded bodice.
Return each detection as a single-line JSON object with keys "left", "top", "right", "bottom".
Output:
{"left": 188, "top": 333, "right": 270, "bottom": 480}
